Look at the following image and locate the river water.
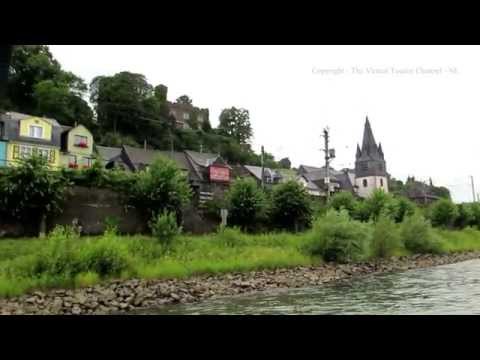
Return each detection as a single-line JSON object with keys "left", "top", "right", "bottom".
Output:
{"left": 141, "top": 259, "right": 480, "bottom": 315}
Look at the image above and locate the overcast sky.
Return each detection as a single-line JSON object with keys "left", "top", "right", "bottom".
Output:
{"left": 49, "top": 45, "right": 480, "bottom": 203}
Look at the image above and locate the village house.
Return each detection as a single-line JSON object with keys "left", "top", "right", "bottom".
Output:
{"left": 106, "top": 145, "right": 231, "bottom": 205}
{"left": 0, "top": 111, "right": 96, "bottom": 170}
{"left": 0, "top": 112, "right": 63, "bottom": 168}
{"left": 60, "top": 124, "right": 95, "bottom": 169}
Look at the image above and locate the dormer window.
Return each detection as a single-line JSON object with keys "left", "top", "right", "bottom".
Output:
{"left": 29, "top": 125, "right": 43, "bottom": 139}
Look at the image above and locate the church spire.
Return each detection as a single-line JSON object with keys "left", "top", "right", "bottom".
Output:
{"left": 356, "top": 143, "right": 361, "bottom": 158}
{"left": 361, "top": 116, "right": 378, "bottom": 154}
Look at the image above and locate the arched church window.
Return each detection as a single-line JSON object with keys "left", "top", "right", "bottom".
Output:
{"left": 380, "top": 178, "right": 384, "bottom": 187}
{"left": 363, "top": 179, "right": 368, "bottom": 187}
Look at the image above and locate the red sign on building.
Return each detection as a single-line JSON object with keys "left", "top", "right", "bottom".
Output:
{"left": 209, "top": 166, "right": 230, "bottom": 182}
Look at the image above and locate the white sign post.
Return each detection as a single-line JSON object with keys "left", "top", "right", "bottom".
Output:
{"left": 220, "top": 208, "right": 228, "bottom": 227}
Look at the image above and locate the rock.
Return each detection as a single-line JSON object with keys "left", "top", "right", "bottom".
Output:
{"left": 26, "top": 297, "right": 36, "bottom": 304}
{"left": 72, "top": 306, "right": 82, "bottom": 315}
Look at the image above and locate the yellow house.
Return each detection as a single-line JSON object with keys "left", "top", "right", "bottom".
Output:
{"left": 60, "top": 124, "right": 95, "bottom": 169}
{"left": 3, "top": 112, "right": 61, "bottom": 168}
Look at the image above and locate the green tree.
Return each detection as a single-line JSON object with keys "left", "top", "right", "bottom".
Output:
{"left": 226, "top": 178, "right": 267, "bottom": 232}
{"left": 330, "top": 191, "right": 357, "bottom": 216}
{"left": 364, "top": 189, "right": 398, "bottom": 222}
{"left": 270, "top": 181, "right": 313, "bottom": 231}
{"left": 90, "top": 72, "right": 172, "bottom": 146}
{"left": 127, "top": 156, "right": 192, "bottom": 222}
{"left": 454, "top": 203, "right": 474, "bottom": 229}
{"left": 0, "top": 156, "right": 70, "bottom": 234}
{"left": 7, "top": 45, "right": 93, "bottom": 126}
{"left": 429, "top": 198, "right": 458, "bottom": 228}
{"left": 218, "top": 107, "right": 253, "bottom": 144}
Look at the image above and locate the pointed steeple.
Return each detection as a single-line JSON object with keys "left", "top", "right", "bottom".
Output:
{"left": 361, "top": 116, "right": 378, "bottom": 154}
{"left": 356, "top": 143, "right": 361, "bottom": 158}
{"left": 378, "top": 142, "right": 384, "bottom": 158}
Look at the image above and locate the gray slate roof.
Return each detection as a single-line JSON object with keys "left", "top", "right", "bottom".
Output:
{"left": 96, "top": 146, "right": 122, "bottom": 163}
{"left": 243, "top": 165, "right": 281, "bottom": 182}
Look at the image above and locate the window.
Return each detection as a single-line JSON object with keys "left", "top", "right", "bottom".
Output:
{"left": 197, "top": 115, "right": 203, "bottom": 123}
{"left": 74, "top": 135, "right": 89, "bottom": 148}
{"left": 29, "top": 125, "right": 43, "bottom": 138}
{"left": 183, "top": 112, "right": 190, "bottom": 120}
{"left": 380, "top": 178, "right": 384, "bottom": 187}
{"left": 363, "top": 179, "right": 368, "bottom": 187}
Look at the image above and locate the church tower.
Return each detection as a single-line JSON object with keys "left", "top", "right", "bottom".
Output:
{"left": 354, "top": 117, "right": 388, "bottom": 198}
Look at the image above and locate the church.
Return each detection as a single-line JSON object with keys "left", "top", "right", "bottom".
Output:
{"left": 298, "top": 116, "right": 389, "bottom": 198}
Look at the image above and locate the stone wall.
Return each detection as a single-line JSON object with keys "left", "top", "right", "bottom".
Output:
{"left": 0, "top": 186, "right": 220, "bottom": 237}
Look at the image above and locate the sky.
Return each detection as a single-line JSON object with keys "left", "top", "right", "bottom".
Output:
{"left": 49, "top": 45, "right": 480, "bottom": 203}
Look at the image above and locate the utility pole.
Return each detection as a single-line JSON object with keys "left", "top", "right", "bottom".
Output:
{"left": 322, "top": 128, "right": 335, "bottom": 203}
{"left": 260, "top": 145, "right": 265, "bottom": 189}
{"left": 471, "top": 176, "right": 476, "bottom": 202}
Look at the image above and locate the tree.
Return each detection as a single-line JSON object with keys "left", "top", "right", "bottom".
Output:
{"left": 429, "top": 198, "right": 458, "bottom": 228}
{"left": 0, "top": 156, "right": 70, "bottom": 235}
{"left": 218, "top": 107, "right": 253, "bottom": 144}
{"left": 6, "top": 45, "right": 93, "bottom": 126}
{"left": 278, "top": 157, "right": 291, "bottom": 169}
{"left": 330, "top": 191, "right": 356, "bottom": 216}
{"left": 270, "top": 180, "right": 313, "bottom": 231}
{"left": 90, "top": 72, "right": 172, "bottom": 146}
{"left": 226, "top": 178, "right": 267, "bottom": 232}
{"left": 126, "top": 156, "right": 192, "bottom": 223}
{"left": 176, "top": 95, "right": 192, "bottom": 105}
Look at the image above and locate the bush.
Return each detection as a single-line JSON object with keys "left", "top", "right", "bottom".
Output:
{"left": 470, "top": 202, "right": 480, "bottom": 228}
{"left": 330, "top": 191, "right": 356, "bottom": 215}
{"left": 305, "top": 210, "right": 371, "bottom": 263}
{"left": 226, "top": 178, "right": 267, "bottom": 232}
{"left": 270, "top": 181, "right": 312, "bottom": 232}
{"left": 454, "top": 203, "right": 474, "bottom": 229}
{"left": 364, "top": 189, "right": 398, "bottom": 222}
{"left": 149, "top": 211, "right": 181, "bottom": 247}
{"left": 352, "top": 200, "right": 370, "bottom": 222}
{"left": 78, "top": 237, "right": 131, "bottom": 277}
{"left": 400, "top": 213, "right": 442, "bottom": 254}
{"left": 127, "top": 156, "right": 192, "bottom": 220}
{"left": 371, "top": 215, "right": 402, "bottom": 258}
{"left": 429, "top": 198, "right": 458, "bottom": 228}
{"left": 0, "top": 156, "right": 70, "bottom": 232}
{"left": 394, "top": 197, "right": 417, "bottom": 223}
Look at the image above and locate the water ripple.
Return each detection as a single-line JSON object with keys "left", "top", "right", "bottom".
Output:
{"left": 141, "top": 259, "right": 480, "bottom": 315}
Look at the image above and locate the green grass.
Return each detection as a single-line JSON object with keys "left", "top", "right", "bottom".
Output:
{"left": 1, "top": 224, "right": 480, "bottom": 298}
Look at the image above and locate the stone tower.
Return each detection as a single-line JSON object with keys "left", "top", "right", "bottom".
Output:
{"left": 354, "top": 116, "right": 388, "bottom": 198}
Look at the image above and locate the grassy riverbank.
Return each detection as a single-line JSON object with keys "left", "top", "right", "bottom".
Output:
{"left": 1, "top": 223, "right": 480, "bottom": 298}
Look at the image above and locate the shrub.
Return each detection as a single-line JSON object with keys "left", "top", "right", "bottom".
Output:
{"left": 454, "top": 203, "right": 474, "bottom": 229}
{"left": 330, "top": 191, "right": 356, "bottom": 216}
{"left": 270, "top": 181, "right": 312, "bottom": 232}
{"left": 352, "top": 200, "right": 370, "bottom": 222}
{"left": 429, "top": 198, "right": 458, "bottom": 228}
{"left": 470, "top": 202, "right": 480, "bottom": 228}
{"left": 78, "top": 237, "right": 131, "bottom": 277}
{"left": 104, "top": 216, "right": 120, "bottom": 235}
{"left": 364, "top": 189, "right": 398, "bottom": 222}
{"left": 149, "top": 211, "right": 181, "bottom": 247}
{"left": 371, "top": 215, "right": 402, "bottom": 258}
{"left": 305, "top": 210, "right": 371, "bottom": 263}
{"left": 226, "top": 178, "right": 267, "bottom": 232}
{"left": 0, "top": 156, "right": 70, "bottom": 233}
{"left": 394, "top": 197, "right": 417, "bottom": 223}
{"left": 400, "top": 213, "right": 442, "bottom": 254}
{"left": 127, "top": 156, "right": 192, "bottom": 220}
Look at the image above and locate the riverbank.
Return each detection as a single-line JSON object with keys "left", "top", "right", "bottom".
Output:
{"left": 2, "top": 251, "right": 479, "bottom": 315}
